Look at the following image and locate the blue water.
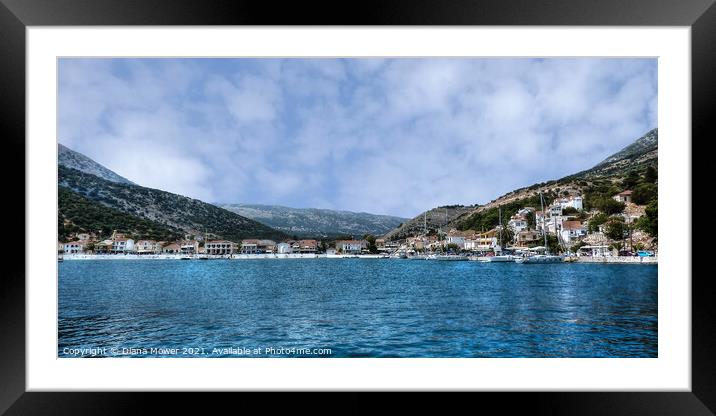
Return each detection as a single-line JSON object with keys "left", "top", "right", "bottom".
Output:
{"left": 58, "top": 259, "right": 657, "bottom": 358}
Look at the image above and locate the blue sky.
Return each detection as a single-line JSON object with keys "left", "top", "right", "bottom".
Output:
{"left": 59, "top": 58, "right": 657, "bottom": 218}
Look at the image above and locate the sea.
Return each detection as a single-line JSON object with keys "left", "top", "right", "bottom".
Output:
{"left": 58, "top": 259, "right": 657, "bottom": 358}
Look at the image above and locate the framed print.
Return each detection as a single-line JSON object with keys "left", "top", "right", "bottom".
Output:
{"left": 1, "top": 0, "right": 713, "bottom": 413}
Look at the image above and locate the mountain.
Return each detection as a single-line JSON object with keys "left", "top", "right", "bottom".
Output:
{"left": 384, "top": 128, "right": 658, "bottom": 239}
{"left": 59, "top": 187, "right": 183, "bottom": 242}
{"left": 57, "top": 145, "right": 288, "bottom": 242}
{"left": 219, "top": 203, "right": 408, "bottom": 238}
{"left": 568, "top": 128, "right": 658, "bottom": 178}
{"left": 58, "top": 143, "right": 134, "bottom": 185}
{"left": 382, "top": 205, "right": 476, "bottom": 241}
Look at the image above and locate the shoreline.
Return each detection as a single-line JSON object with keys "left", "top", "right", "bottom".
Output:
{"left": 60, "top": 253, "right": 657, "bottom": 264}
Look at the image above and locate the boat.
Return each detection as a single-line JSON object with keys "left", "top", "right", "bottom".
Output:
{"left": 180, "top": 255, "right": 192, "bottom": 260}
{"left": 478, "top": 208, "right": 515, "bottom": 262}
{"left": 479, "top": 255, "right": 516, "bottom": 263}
{"left": 515, "top": 254, "right": 563, "bottom": 263}
{"left": 432, "top": 254, "right": 468, "bottom": 261}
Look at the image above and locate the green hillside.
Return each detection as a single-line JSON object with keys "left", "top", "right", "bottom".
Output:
{"left": 59, "top": 186, "right": 183, "bottom": 242}
{"left": 59, "top": 166, "right": 288, "bottom": 242}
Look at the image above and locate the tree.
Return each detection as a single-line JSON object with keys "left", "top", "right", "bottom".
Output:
{"left": 631, "top": 183, "right": 657, "bottom": 205}
{"left": 588, "top": 212, "right": 609, "bottom": 233}
{"left": 644, "top": 165, "right": 658, "bottom": 183}
{"left": 604, "top": 218, "right": 627, "bottom": 241}
{"left": 596, "top": 198, "right": 626, "bottom": 215}
{"left": 526, "top": 211, "right": 536, "bottom": 229}
{"left": 636, "top": 200, "right": 658, "bottom": 238}
{"left": 363, "top": 234, "right": 378, "bottom": 254}
{"left": 562, "top": 206, "right": 579, "bottom": 215}
{"left": 446, "top": 243, "right": 460, "bottom": 252}
{"left": 622, "top": 170, "right": 641, "bottom": 189}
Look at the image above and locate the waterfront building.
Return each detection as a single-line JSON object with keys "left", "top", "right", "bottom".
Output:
{"left": 336, "top": 240, "right": 366, "bottom": 254}
{"left": 464, "top": 229, "right": 498, "bottom": 251}
{"left": 276, "top": 242, "right": 293, "bottom": 254}
{"left": 162, "top": 242, "right": 181, "bottom": 254}
{"left": 375, "top": 238, "right": 386, "bottom": 251}
{"left": 63, "top": 241, "right": 85, "bottom": 254}
{"left": 293, "top": 240, "right": 318, "bottom": 253}
{"left": 205, "top": 240, "right": 236, "bottom": 255}
{"left": 111, "top": 238, "right": 135, "bottom": 253}
{"left": 94, "top": 240, "right": 113, "bottom": 254}
{"left": 560, "top": 220, "right": 587, "bottom": 245}
{"left": 180, "top": 240, "right": 200, "bottom": 255}
{"left": 135, "top": 240, "right": 160, "bottom": 254}
{"left": 241, "top": 239, "right": 259, "bottom": 254}
{"left": 446, "top": 230, "right": 472, "bottom": 249}
{"left": 258, "top": 240, "right": 277, "bottom": 253}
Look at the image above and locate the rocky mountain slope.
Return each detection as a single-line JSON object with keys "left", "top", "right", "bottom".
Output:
{"left": 220, "top": 203, "right": 408, "bottom": 238}
{"left": 59, "top": 143, "right": 134, "bottom": 185}
{"left": 59, "top": 165, "right": 287, "bottom": 242}
{"left": 382, "top": 205, "right": 476, "bottom": 241}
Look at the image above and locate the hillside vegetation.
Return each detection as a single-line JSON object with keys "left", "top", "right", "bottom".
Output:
{"left": 59, "top": 166, "right": 288, "bottom": 242}
{"left": 58, "top": 186, "right": 183, "bottom": 242}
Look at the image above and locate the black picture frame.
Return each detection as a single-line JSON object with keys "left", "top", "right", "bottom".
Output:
{"left": 1, "top": 0, "right": 712, "bottom": 413}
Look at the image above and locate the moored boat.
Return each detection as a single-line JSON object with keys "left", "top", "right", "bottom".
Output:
{"left": 515, "top": 254, "right": 564, "bottom": 264}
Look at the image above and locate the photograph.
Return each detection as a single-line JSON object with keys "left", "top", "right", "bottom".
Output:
{"left": 56, "top": 57, "right": 658, "bottom": 359}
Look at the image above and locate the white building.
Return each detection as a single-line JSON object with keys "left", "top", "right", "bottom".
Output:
{"left": 240, "top": 240, "right": 259, "bottom": 254}
{"left": 180, "top": 240, "right": 200, "bottom": 254}
{"left": 135, "top": 240, "right": 160, "bottom": 254}
{"left": 63, "top": 241, "right": 85, "bottom": 254}
{"left": 555, "top": 196, "right": 584, "bottom": 211}
{"left": 111, "top": 238, "right": 135, "bottom": 253}
{"left": 559, "top": 221, "right": 587, "bottom": 245}
{"left": 507, "top": 215, "right": 528, "bottom": 233}
{"left": 613, "top": 190, "right": 633, "bottom": 203}
{"left": 336, "top": 240, "right": 366, "bottom": 254}
{"left": 276, "top": 242, "right": 293, "bottom": 254}
{"left": 445, "top": 234, "right": 466, "bottom": 249}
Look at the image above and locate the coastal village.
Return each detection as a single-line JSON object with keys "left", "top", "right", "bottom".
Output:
{"left": 59, "top": 187, "right": 657, "bottom": 263}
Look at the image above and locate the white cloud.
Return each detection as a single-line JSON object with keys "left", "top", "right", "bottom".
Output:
{"left": 59, "top": 58, "right": 657, "bottom": 218}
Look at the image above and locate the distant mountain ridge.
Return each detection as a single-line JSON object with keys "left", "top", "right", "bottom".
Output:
{"left": 59, "top": 143, "right": 134, "bottom": 185}
{"left": 220, "top": 203, "right": 408, "bottom": 238}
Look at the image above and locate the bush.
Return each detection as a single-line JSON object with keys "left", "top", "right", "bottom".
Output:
{"left": 631, "top": 183, "right": 657, "bottom": 205}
